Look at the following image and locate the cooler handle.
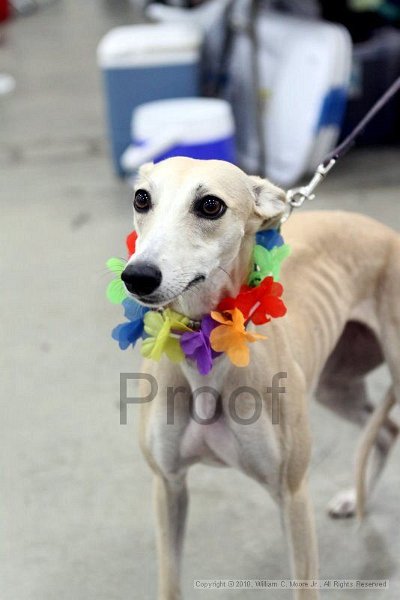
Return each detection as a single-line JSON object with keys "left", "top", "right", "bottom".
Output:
{"left": 120, "top": 131, "right": 182, "bottom": 172}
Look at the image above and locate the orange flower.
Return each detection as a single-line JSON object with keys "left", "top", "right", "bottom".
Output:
{"left": 209, "top": 308, "right": 266, "bottom": 367}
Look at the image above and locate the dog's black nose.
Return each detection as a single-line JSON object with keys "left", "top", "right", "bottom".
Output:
{"left": 121, "top": 263, "right": 162, "bottom": 297}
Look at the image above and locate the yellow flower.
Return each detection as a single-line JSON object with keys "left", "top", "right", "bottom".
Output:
{"left": 141, "top": 309, "right": 191, "bottom": 363}
{"left": 210, "top": 308, "right": 266, "bottom": 367}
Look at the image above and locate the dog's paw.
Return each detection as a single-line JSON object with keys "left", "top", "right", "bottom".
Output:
{"left": 327, "top": 489, "right": 356, "bottom": 519}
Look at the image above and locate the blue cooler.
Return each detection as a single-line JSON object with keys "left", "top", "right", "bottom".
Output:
{"left": 120, "top": 98, "right": 236, "bottom": 172}
{"left": 97, "top": 24, "right": 202, "bottom": 175}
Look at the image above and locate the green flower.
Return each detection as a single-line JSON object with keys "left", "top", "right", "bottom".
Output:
{"left": 106, "top": 257, "right": 127, "bottom": 304}
{"left": 248, "top": 244, "right": 291, "bottom": 286}
{"left": 141, "top": 309, "right": 191, "bottom": 363}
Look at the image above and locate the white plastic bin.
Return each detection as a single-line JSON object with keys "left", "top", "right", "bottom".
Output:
{"left": 225, "top": 10, "right": 352, "bottom": 185}
{"left": 121, "top": 97, "right": 236, "bottom": 172}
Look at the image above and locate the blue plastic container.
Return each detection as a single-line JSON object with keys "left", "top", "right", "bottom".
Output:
{"left": 120, "top": 98, "right": 236, "bottom": 172}
{"left": 97, "top": 24, "right": 202, "bottom": 175}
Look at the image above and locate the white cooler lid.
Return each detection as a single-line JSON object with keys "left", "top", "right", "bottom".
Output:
{"left": 97, "top": 24, "right": 202, "bottom": 68}
{"left": 132, "top": 98, "right": 235, "bottom": 144}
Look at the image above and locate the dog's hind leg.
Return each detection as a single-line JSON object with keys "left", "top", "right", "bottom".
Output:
{"left": 154, "top": 473, "right": 188, "bottom": 600}
{"left": 349, "top": 238, "right": 400, "bottom": 518}
{"left": 355, "top": 385, "right": 397, "bottom": 518}
{"left": 378, "top": 240, "right": 400, "bottom": 409}
{"left": 350, "top": 235, "right": 400, "bottom": 516}
{"left": 316, "top": 377, "right": 398, "bottom": 518}
{"left": 317, "top": 377, "right": 369, "bottom": 518}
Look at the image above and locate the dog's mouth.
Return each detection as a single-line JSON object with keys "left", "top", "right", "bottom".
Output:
{"left": 184, "top": 274, "right": 206, "bottom": 291}
{"left": 127, "top": 274, "right": 206, "bottom": 307}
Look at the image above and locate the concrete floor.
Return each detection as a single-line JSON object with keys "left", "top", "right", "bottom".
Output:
{"left": 1, "top": 2, "right": 400, "bottom": 599}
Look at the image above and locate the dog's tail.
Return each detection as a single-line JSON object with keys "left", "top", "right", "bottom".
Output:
{"left": 355, "top": 386, "right": 397, "bottom": 520}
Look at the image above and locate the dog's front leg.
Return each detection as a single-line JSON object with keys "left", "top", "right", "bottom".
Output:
{"left": 282, "top": 478, "right": 319, "bottom": 600}
{"left": 154, "top": 473, "right": 188, "bottom": 600}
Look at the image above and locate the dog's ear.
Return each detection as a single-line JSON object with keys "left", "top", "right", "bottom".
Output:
{"left": 138, "top": 162, "right": 154, "bottom": 178}
{"left": 248, "top": 175, "right": 287, "bottom": 230}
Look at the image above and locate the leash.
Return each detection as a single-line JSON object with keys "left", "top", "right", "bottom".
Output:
{"left": 283, "top": 74, "right": 400, "bottom": 221}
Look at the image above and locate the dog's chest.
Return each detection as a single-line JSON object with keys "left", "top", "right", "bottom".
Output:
{"left": 178, "top": 395, "right": 282, "bottom": 485}
{"left": 177, "top": 362, "right": 281, "bottom": 481}
{"left": 179, "top": 361, "right": 241, "bottom": 468}
{"left": 180, "top": 415, "right": 241, "bottom": 468}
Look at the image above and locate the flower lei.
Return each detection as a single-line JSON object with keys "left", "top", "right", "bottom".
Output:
{"left": 106, "top": 229, "right": 290, "bottom": 375}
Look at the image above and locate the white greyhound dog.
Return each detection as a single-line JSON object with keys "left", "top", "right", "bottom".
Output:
{"left": 119, "top": 157, "right": 399, "bottom": 600}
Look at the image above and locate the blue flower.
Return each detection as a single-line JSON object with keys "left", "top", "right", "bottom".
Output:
{"left": 256, "top": 229, "right": 284, "bottom": 250}
{"left": 121, "top": 298, "right": 148, "bottom": 322}
{"left": 112, "top": 298, "right": 148, "bottom": 350}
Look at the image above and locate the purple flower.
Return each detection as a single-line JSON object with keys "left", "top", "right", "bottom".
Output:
{"left": 180, "top": 315, "right": 219, "bottom": 375}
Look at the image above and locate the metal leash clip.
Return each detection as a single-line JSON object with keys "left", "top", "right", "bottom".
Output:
{"left": 282, "top": 158, "right": 337, "bottom": 222}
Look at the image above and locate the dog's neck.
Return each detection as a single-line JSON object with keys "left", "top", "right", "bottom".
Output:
{"left": 171, "top": 235, "right": 255, "bottom": 322}
{"left": 171, "top": 235, "right": 254, "bottom": 415}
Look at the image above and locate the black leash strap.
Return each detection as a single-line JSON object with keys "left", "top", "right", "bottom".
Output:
{"left": 284, "top": 74, "right": 400, "bottom": 217}
{"left": 324, "top": 74, "right": 400, "bottom": 166}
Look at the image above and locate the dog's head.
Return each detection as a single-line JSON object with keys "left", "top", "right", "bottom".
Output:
{"left": 121, "top": 157, "right": 286, "bottom": 307}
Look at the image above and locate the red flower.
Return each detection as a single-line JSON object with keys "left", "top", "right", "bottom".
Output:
{"left": 218, "top": 277, "right": 286, "bottom": 325}
{"left": 126, "top": 231, "right": 138, "bottom": 257}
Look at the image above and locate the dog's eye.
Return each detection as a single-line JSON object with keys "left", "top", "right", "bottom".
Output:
{"left": 195, "top": 196, "right": 227, "bottom": 220}
{"left": 134, "top": 189, "right": 152, "bottom": 213}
